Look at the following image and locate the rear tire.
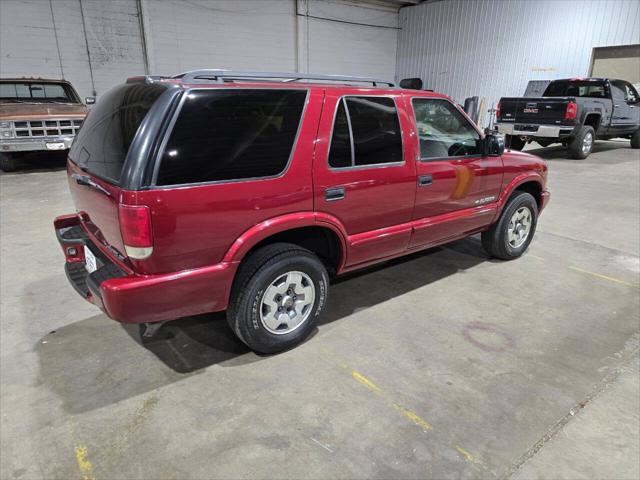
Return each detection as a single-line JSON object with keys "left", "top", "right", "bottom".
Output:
{"left": 631, "top": 129, "right": 640, "bottom": 149}
{"left": 482, "top": 192, "right": 538, "bottom": 260}
{"left": 567, "top": 125, "right": 594, "bottom": 159}
{"left": 505, "top": 135, "right": 526, "bottom": 151}
{"left": 227, "top": 243, "right": 329, "bottom": 354}
{"left": 0, "top": 153, "right": 17, "bottom": 172}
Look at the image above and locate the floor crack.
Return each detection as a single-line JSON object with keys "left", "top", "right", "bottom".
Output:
{"left": 500, "top": 340, "right": 639, "bottom": 480}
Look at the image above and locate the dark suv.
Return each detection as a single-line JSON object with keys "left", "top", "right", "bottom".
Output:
{"left": 54, "top": 70, "right": 550, "bottom": 353}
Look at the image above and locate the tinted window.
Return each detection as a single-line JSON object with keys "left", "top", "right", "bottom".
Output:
{"left": 328, "top": 101, "right": 352, "bottom": 168}
{"left": 69, "top": 83, "right": 166, "bottom": 184}
{"left": 412, "top": 98, "right": 481, "bottom": 159}
{"left": 612, "top": 80, "right": 639, "bottom": 103}
{"left": 328, "top": 96, "right": 402, "bottom": 168}
{"left": 543, "top": 80, "right": 607, "bottom": 98}
{"left": 157, "top": 89, "right": 307, "bottom": 185}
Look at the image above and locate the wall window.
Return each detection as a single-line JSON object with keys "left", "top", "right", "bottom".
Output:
{"left": 328, "top": 96, "right": 402, "bottom": 168}
{"left": 412, "top": 98, "right": 481, "bottom": 159}
{"left": 157, "top": 89, "right": 307, "bottom": 185}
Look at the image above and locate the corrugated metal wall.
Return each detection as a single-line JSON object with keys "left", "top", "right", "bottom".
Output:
{"left": 0, "top": 0, "right": 398, "bottom": 100}
{"left": 397, "top": 0, "right": 640, "bottom": 123}
{"left": 0, "top": 0, "right": 145, "bottom": 100}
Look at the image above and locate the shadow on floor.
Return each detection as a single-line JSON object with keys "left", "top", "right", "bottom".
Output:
{"left": 524, "top": 140, "right": 634, "bottom": 163}
{"left": 133, "top": 236, "right": 488, "bottom": 370}
{"left": 35, "top": 236, "right": 488, "bottom": 413}
{"left": 0, "top": 151, "right": 67, "bottom": 174}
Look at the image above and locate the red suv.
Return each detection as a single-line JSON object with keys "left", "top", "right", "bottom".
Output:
{"left": 54, "top": 70, "right": 550, "bottom": 353}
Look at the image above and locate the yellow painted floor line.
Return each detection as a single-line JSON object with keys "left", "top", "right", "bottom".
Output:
{"left": 568, "top": 266, "right": 639, "bottom": 288}
{"left": 74, "top": 445, "right": 96, "bottom": 480}
{"left": 394, "top": 404, "right": 432, "bottom": 431}
{"left": 329, "top": 353, "right": 495, "bottom": 475}
{"left": 351, "top": 370, "right": 382, "bottom": 393}
{"left": 454, "top": 444, "right": 475, "bottom": 463}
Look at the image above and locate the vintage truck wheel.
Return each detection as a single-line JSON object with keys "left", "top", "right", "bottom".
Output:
{"left": 227, "top": 243, "right": 329, "bottom": 354}
{"left": 568, "top": 126, "right": 594, "bottom": 159}
{"left": 0, "top": 153, "right": 17, "bottom": 172}
{"left": 505, "top": 135, "right": 526, "bottom": 151}
{"left": 482, "top": 191, "right": 538, "bottom": 260}
{"left": 631, "top": 129, "right": 640, "bottom": 149}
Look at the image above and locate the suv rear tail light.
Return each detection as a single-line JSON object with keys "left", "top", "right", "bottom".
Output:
{"left": 118, "top": 204, "right": 153, "bottom": 259}
{"left": 564, "top": 101, "right": 577, "bottom": 120}
{"left": 495, "top": 101, "right": 501, "bottom": 120}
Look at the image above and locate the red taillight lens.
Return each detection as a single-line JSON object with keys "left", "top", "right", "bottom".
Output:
{"left": 495, "top": 101, "right": 501, "bottom": 119}
{"left": 564, "top": 101, "right": 577, "bottom": 120}
{"left": 119, "top": 204, "right": 153, "bottom": 248}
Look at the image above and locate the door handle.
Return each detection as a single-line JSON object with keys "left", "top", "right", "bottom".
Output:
{"left": 325, "top": 186, "right": 345, "bottom": 201}
{"left": 418, "top": 174, "right": 432, "bottom": 186}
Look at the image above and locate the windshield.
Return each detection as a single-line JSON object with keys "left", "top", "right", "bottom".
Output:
{"left": 69, "top": 82, "right": 166, "bottom": 184}
{"left": 0, "top": 82, "right": 80, "bottom": 103}
{"left": 543, "top": 80, "right": 608, "bottom": 98}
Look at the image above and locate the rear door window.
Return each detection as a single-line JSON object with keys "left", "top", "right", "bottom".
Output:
{"left": 70, "top": 83, "right": 166, "bottom": 184}
{"left": 156, "top": 89, "right": 307, "bottom": 186}
{"left": 412, "top": 98, "right": 481, "bottom": 159}
{"left": 328, "top": 96, "right": 403, "bottom": 168}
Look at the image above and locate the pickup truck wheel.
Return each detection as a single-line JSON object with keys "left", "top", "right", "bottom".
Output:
{"left": 631, "top": 129, "right": 640, "bottom": 149}
{"left": 0, "top": 153, "right": 17, "bottom": 172}
{"left": 481, "top": 192, "right": 538, "bottom": 260}
{"left": 505, "top": 135, "right": 526, "bottom": 151}
{"left": 227, "top": 243, "right": 329, "bottom": 354}
{"left": 567, "top": 125, "right": 595, "bottom": 159}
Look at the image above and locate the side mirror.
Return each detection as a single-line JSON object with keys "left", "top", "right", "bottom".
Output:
{"left": 85, "top": 96, "right": 96, "bottom": 105}
{"left": 399, "top": 78, "right": 423, "bottom": 90}
{"left": 484, "top": 134, "right": 504, "bottom": 156}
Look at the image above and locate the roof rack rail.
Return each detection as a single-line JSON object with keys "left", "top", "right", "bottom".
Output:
{"left": 126, "top": 75, "right": 171, "bottom": 84}
{"left": 173, "top": 69, "right": 394, "bottom": 87}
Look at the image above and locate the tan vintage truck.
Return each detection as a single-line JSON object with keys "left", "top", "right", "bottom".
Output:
{"left": 0, "top": 78, "right": 93, "bottom": 171}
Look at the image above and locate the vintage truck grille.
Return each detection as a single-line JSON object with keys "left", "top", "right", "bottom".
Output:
{"left": 13, "top": 119, "right": 83, "bottom": 138}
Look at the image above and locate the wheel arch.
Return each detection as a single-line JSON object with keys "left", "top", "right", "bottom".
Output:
{"left": 222, "top": 212, "right": 348, "bottom": 274}
{"left": 582, "top": 112, "right": 602, "bottom": 133}
{"left": 495, "top": 174, "right": 544, "bottom": 220}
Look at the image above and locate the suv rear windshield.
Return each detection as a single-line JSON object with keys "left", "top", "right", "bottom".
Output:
{"left": 543, "top": 80, "right": 607, "bottom": 98}
{"left": 0, "top": 82, "right": 80, "bottom": 103}
{"left": 69, "top": 83, "right": 166, "bottom": 184}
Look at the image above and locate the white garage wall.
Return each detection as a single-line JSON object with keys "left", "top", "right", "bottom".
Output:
{"left": 141, "top": 0, "right": 298, "bottom": 74}
{"left": 0, "top": 0, "right": 145, "bottom": 100}
{"left": 300, "top": 0, "right": 398, "bottom": 80}
{"left": 0, "top": 0, "right": 399, "bottom": 101}
{"left": 397, "top": 0, "right": 640, "bottom": 123}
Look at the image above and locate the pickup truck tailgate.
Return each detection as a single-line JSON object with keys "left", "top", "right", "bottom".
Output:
{"left": 500, "top": 97, "right": 572, "bottom": 125}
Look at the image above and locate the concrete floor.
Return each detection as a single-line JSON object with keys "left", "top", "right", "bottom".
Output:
{"left": 1, "top": 141, "right": 639, "bottom": 479}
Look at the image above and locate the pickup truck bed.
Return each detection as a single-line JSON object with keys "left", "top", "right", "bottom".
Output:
{"left": 494, "top": 78, "right": 640, "bottom": 159}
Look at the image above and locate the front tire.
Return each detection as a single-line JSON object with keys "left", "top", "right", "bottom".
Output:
{"left": 631, "top": 129, "right": 640, "bottom": 149}
{"left": 505, "top": 135, "right": 526, "bottom": 151}
{"left": 0, "top": 153, "right": 17, "bottom": 172}
{"left": 567, "top": 125, "right": 594, "bottom": 159}
{"left": 482, "top": 192, "right": 538, "bottom": 260}
{"left": 227, "top": 243, "right": 329, "bottom": 354}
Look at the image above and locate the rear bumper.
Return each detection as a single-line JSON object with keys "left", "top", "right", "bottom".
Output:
{"left": 54, "top": 214, "right": 237, "bottom": 324}
{"left": 494, "top": 123, "right": 576, "bottom": 138}
{"left": 0, "top": 136, "right": 74, "bottom": 153}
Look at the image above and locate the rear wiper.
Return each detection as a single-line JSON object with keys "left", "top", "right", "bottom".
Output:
{"left": 71, "top": 173, "right": 111, "bottom": 197}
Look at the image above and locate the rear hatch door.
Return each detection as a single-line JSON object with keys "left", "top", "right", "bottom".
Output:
{"left": 67, "top": 82, "right": 168, "bottom": 258}
{"left": 513, "top": 97, "right": 571, "bottom": 125}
